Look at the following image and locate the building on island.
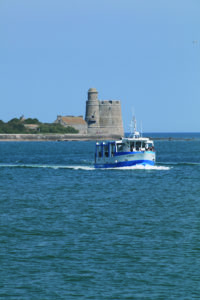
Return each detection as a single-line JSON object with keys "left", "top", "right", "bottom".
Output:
{"left": 55, "top": 88, "right": 124, "bottom": 137}
{"left": 54, "top": 116, "right": 87, "bottom": 134}
{"left": 24, "top": 124, "right": 39, "bottom": 131}
{"left": 85, "top": 88, "right": 123, "bottom": 136}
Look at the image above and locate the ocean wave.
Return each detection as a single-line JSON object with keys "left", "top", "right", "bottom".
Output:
{"left": 158, "top": 162, "right": 200, "bottom": 166}
{"left": 0, "top": 164, "right": 170, "bottom": 171}
{"left": 102, "top": 165, "right": 171, "bottom": 170}
{"left": 0, "top": 164, "right": 95, "bottom": 170}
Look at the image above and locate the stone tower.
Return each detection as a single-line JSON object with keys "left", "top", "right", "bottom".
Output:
{"left": 85, "top": 88, "right": 100, "bottom": 132}
{"left": 85, "top": 88, "right": 124, "bottom": 137}
{"left": 99, "top": 100, "right": 123, "bottom": 136}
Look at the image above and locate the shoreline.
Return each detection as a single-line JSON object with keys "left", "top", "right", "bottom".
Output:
{"left": 0, "top": 134, "right": 123, "bottom": 142}
{"left": 0, "top": 134, "right": 197, "bottom": 142}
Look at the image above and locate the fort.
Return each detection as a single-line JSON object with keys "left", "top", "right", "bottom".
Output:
{"left": 55, "top": 88, "right": 124, "bottom": 137}
{"left": 0, "top": 88, "right": 124, "bottom": 141}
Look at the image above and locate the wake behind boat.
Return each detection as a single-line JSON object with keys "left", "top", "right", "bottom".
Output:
{"left": 94, "top": 116, "right": 156, "bottom": 168}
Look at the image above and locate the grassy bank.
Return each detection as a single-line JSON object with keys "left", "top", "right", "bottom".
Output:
{"left": 0, "top": 118, "right": 78, "bottom": 134}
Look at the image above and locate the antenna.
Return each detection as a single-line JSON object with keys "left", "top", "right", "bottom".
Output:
{"left": 129, "top": 108, "right": 136, "bottom": 136}
{"left": 129, "top": 107, "right": 140, "bottom": 138}
{"left": 133, "top": 115, "right": 137, "bottom": 133}
{"left": 140, "top": 121, "right": 143, "bottom": 137}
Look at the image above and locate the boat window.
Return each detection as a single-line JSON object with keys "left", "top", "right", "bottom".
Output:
{"left": 96, "top": 145, "right": 101, "bottom": 157}
{"left": 104, "top": 144, "right": 109, "bottom": 157}
{"left": 111, "top": 143, "right": 115, "bottom": 156}
{"left": 142, "top": 142, "right": 146, "bottom": 148}
{"left": 136, "top": 141, "right": 141, "bottom": 150}
{"left": 147, "top": 142, "right": 154, "bottom": 151}
{"left": 117, "top": 143, "right": 125, "bottom": 152}
{"left": 130, "top": 142, "right": 134, "bottom": 151}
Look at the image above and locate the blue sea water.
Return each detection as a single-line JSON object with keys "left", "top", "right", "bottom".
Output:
{"left": 1, "top": 134, "right": 200, "bottom": 299}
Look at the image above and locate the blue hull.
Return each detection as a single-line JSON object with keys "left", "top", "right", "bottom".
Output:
{"left": 94, "top": 159, "right": 155, "bottom": 169}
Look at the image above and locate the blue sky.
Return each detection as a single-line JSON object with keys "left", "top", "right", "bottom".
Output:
{"left": 0, "top": 0, "right": 200, "bottom": 132}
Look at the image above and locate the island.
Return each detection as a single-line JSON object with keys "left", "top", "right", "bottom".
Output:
{"left": 0, "top": 88, "right": 124, "bottom": 141}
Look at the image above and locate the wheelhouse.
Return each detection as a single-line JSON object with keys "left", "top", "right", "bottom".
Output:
{"left": 95, "top": 142, "right": 116, "bottom": 159}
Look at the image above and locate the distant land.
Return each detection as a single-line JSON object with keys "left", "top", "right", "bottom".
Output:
{"left": 0, "top": 88, "right": 124, "bottom": 141}
{"left": 1, "top": 87, "right": 199, "bottom": 141}
{"left": 0, "top": 117, "right": 78, "bottom": 134}
{"left": 0, "top": 117, "right": 122, "bottom": 141}
{"left": 0, "top": 119, "right": 198, "bottom": 142}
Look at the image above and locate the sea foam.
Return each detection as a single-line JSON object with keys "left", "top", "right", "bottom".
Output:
{"left": 0, "top": 164, "right": 170, "bottom": 171}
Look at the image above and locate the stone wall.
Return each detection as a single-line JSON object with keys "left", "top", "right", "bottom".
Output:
{"left": 0, "top": 134, "right": 123, "bottom": 141}
{"left": 99, "top": 100, "right": 123, "bottom": 136}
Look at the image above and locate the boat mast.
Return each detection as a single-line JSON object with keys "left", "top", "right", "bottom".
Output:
{"left": 130, "top": 114, "right": 140, "bottom": 138}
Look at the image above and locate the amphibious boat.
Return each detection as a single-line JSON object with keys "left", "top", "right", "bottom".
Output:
{"left": 94, "top": 116, "right": 155, "bottom": 168}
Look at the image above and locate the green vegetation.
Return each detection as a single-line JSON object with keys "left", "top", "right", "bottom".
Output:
{"left": 23, "top": 118, "right": 41, "bottom": 124}
{"left": 0, "top": 118, "right": 79, "bottom": 134}
{"left": 38, "top": 123, "right": 78, "bottom": 134}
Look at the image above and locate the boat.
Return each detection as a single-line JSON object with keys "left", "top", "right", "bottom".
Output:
{"left": 94, "top": 116, "right": 155, "bottom": 168}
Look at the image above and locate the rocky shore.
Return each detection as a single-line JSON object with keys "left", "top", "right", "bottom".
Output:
{"left": 0, "top": 134, "right": 123, "bottom": 141}
{"left": 0, "top": 134, "right": 196, "bottom": 142}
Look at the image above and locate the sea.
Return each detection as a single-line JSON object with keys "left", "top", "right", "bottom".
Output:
{"left": 1, "top": 133, "right": 200, "bottom": 299}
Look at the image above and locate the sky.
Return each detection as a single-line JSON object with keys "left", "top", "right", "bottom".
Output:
{"left": 0, "top": 0, "right": 200, "bottom": 132}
